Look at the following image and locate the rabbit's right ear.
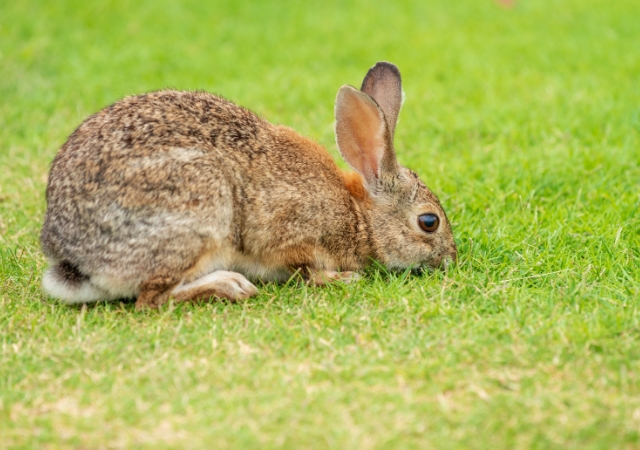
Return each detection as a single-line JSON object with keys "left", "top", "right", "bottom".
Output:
{"left": 335, "top": 85, "right": 399, "bottom": 190}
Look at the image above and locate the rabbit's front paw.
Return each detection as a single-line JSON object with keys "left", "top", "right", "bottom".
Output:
{"left": 307, "top": 270, "right": 361, "bottom": 286}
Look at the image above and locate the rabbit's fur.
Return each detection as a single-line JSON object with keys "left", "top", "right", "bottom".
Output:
{"left": 41, "top": 62, "right": 457, "bottom": 309}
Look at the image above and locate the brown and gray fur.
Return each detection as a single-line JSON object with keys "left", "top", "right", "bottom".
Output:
{"left": 41, "top": 62, "right": 457, "bottom": 309}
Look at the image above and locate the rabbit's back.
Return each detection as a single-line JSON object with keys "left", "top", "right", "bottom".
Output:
{"left": 41, "top": 90, "right": 358, "bottom": 297}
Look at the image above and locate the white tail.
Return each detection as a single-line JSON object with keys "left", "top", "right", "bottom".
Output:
{"left": 42, "top": 264, "right": 106, "bottom": 303}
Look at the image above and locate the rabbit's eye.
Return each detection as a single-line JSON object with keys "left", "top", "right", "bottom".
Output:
{"left": 418, "top": 214, "right": 439, "bottom": 233}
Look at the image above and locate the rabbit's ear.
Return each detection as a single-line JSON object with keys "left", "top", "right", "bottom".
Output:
{"left": 360, "top": 62, "right": 403, "bottom": 140}
{"left": 335, "top": 85, "right": 399, "bottom": 188}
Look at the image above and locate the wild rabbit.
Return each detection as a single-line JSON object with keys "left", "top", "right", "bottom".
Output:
{"left": 41, "top": 62, "right": 457, "bottom": 309}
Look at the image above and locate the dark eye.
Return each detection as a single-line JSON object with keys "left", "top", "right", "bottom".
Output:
{"left": 418, "top": 214, "right": 439, "bottom": 233}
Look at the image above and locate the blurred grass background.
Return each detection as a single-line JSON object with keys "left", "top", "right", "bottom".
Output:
{"left": 1, "top": 0, "right": 639, "bottom": 448}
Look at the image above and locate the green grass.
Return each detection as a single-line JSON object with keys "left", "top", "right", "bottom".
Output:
{"left": 1, "top": 0, "right": 640, "bottom": 448}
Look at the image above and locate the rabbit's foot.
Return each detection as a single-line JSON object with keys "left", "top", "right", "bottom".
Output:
{"left": 172, "top": 270, "right": 258, "bottom": 303}
{"left": 136, "top": 274, "right": 181, "bottom": 310}
{"left": 307, "top": 270, "right": 361, "bottom": 286}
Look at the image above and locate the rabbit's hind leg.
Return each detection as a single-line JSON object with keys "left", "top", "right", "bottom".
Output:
{"left": 171, "top": 270, "right": 258, "bottom": 304}
{"left": 135, "top": 273, "right": 181, "bottom": 311}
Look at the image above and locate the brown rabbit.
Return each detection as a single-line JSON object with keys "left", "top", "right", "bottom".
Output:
{"left": 41, "top": 62, "right": 457, "bottom": 309}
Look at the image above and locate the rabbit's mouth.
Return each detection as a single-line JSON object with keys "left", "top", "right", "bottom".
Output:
{"left": 410, "top": 256, "right": 455, "bottom": 276}
{"left": 410, "top": 265, "right": 430, "bottom": 276}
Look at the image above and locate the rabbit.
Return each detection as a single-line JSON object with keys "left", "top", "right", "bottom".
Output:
{"left": 40, "top": 61, "right": 457, "bottom": 310}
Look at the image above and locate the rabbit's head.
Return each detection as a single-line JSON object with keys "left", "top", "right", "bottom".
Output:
{"left": 335, "top": 62, "right": 457, "bottom": 272}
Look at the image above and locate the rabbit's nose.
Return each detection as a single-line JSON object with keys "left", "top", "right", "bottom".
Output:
{"left": 442, "top": 251, "right": 457, "bottom": 270}
{"left": 447, "top": 243, "right": 458, "bottom": 263}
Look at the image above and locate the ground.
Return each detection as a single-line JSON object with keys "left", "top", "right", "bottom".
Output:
{"left": 1, "top": 0, "right": 639, "bottom": 448}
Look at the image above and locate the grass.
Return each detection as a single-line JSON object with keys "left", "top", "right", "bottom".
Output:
{"left": 1, "top": 0, "right": 640, "bottom": 448}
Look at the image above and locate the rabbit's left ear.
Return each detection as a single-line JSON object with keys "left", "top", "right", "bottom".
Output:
{"left": 360, "top": 61, "right": 403, "bottom": 140}
{"left": 334, "top": 85, "right": 399, "bottom": 189}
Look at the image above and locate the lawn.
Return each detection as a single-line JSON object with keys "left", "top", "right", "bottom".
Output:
{"left": 1, "top": 0, "right": 639, "bottom": 448}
